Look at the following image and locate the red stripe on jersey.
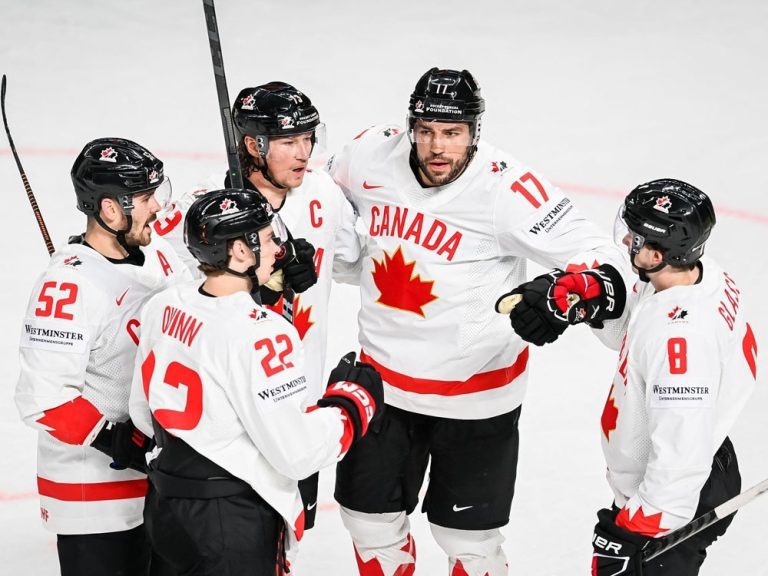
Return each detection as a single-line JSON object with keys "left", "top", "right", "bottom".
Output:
{"left": 36, "top": 396, "right": 103, "bottom": 445}
{"left": 38, "top": 477, "right": 148, "bottom": 502}
{"left": 359, "top": 348, "right": 529, "bottom": 396}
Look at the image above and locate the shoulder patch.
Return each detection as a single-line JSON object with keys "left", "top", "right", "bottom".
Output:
{"left": 20, "top": 317, "right": 89, "bottom": 354}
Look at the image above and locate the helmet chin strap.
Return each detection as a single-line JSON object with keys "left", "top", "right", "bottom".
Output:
{"left": 94, "top": 212, "right": 133, "bottom": 252}
{"left": 224, "top": 251, "right": 262, "bottom": 304}
{"left": 631, "top": 252, "right": 667, "bottom": 283}
{"left": 256, "top": 158, "right": 288, "bottom": 191}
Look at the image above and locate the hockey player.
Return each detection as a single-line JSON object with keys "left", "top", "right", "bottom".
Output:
{"left": 154, "top": 81, "right": 361, "bottom": 531}
{"left": 128, "top": 188, "right": 383, "bottom": 575}
{"left": 504, "top": 179, "right": 756, "bottom": 574}
{"left": 15, "top": 138, "right": 192, "bottom": 576}
{"left": 325, "top": 67, "right": 630, "bottom": 576}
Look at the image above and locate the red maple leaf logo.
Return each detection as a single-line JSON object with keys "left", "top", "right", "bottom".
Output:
{"left": 601, "top": 384, "right": 619, "bottom": 440}
{"left": 267, "top": 295, "right": 314, "bottom": 339}
{"left": 615, "top": 506, "right": 665, "bottom": 537}
{"left": 371, "top": 247, "right": 437, "bottom": 317}
{"left": 668, "top": 306, "right": 680, "bottom": 319}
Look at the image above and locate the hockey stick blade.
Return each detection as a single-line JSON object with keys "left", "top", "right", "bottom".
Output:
{"left": 643, "top": 476, "right": 768, "bottom": 562}
{"left": 2, "top": 74, "right": 55, "bottom": 255}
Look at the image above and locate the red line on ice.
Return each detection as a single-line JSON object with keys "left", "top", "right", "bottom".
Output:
{"left": 2, "top": 147, "right": 766, "bottom": 225}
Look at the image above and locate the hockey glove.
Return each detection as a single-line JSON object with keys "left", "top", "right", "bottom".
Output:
{"left": 318, "top": 352, "right": 384, "bottom": 440}
{"left": 91, "top": 419, "right": 152, "bottom": 473}
{"left": 495, "top": 270, "right": 570, "bottom": 346}
{"left": 551, "top": 264, "right": 626, "bottom": 328}
{"left": 282, "top": 238, "right": 318, "bottom": 293}
{"left": 591, "top": 508, "right": 649, "bottom": 576}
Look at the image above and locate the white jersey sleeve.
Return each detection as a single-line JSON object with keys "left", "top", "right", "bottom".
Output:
{"left": 492, "top": 165, "right": 629, "bottom": 276}
{"left": 16, "top": 259, "right": 108, "bottom": 444}
{"left": 331, "top": 189, "right": 364, "bottom": 284}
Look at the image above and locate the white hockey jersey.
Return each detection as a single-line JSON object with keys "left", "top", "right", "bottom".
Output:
{"left": 600, "top": 257, "right": 757, "bottom": 536}
{"left": 15, "top": 236, "right": 192, "bottom": 534}
{"left": 328, "top": 125, "right": 629, "bottom": 419}
{"left": 156, "top": 169, "right": 360, "bottom": 401}
{"left": 128, "top": 282, "right": 352, "bottom": 542}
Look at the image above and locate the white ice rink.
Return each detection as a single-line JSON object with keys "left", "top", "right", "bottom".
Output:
{"left": 1, "top": 1, "right": 767, "bottom": 574}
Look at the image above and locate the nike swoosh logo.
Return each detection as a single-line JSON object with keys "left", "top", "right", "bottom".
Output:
{"left": 116, "top": 288, "right": 130, "bottom": 306}
{"left": 362, "top": 181, "right": 383, "bottom": 189}
{"left": 307, "top": 501, "right": 317, "bottom": 510}
{"left": 452, "top": 505, "right": 473, "bottom": 512}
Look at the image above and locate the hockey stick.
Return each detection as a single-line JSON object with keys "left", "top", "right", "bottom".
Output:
{"left": 642, "top": 476, "right": 768, "bottom": 562}
{"left": 200, "top": 1, "right": 295, "bottom": 322}
{"left": 201, "top": 0, "right": 243, "bottom": 190}
{"left": 2, "top": 74, "right": 55, "bottom": 255}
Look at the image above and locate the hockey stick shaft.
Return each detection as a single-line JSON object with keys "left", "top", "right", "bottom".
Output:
{"left": 199, "top": 1, "right": 295, "bottom": 322}
{"left": 2, "top": 74, "right": 55, "bottom": 255}
{"left": 643, "top": 476, "right": 768, "bottom": 562}
{"left": 202, "top": 0, "right": 243, "bottom": 189}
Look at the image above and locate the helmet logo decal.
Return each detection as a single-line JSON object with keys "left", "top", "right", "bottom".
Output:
{"left": 241, "top": 94, "right": 257, "bottom": 110}
{"left": 414, "top": 100, "right": 424, "bottom": 113}
{"left": 148, "top": 169, "right": 160, "bottom": 184}
{"left": 247, "top": 231, "right": 259, "bottom": 245}
{"left": 286, "top": 93, "right": 303, "bottom": 104}
{"left": 653, "top": 195, "right": 672, "bottom": 213}
{"left": 429, "top": 78, "right": 457, "bottom": 98}
{"left": 99, "top": 147, "right": 118, "bottom": 163}
{"left": 219, "top": 198, "right": 238, "bottom": 214}
{"left": 279, "top": 115, "right": 295, "bottom": 129}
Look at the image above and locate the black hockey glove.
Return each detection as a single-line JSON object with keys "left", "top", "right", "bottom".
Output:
{"left": 591, "top": 508, "right": 649, "bottom": 576}
{"left": 551, "top": 264, "right": 626, "bottom": 328}
{"left": 495, "top": 270, "right": 569, "bottom": 346}
{"left": 318, "top": 352, "right": 384, "bottom": 440}
{"left": 91, "top": 419, "right": 152, "bottom": 473}
{"left": 282, "top": 238, "right": 318, "bottom": 293}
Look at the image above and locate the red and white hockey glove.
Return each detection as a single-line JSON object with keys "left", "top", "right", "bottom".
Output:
{"left": 317, "top": 352, "right": 384, "bottom": 441}
{"left": 551, "top": 265, "right": 626, "bottom": 327}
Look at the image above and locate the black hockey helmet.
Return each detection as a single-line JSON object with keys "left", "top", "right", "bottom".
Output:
{"left": 622, "top": 178, "right": 716, "bottom": 267}
{"left": 71, "top": 138, "right": 166, "bottom": 216}
{"left": 184, "top": 188, "right": 287, "bottom": 270}
{"left": 232, "top": 82, "right": 322, "bottom": 158}
{"left": 407, "top": 68, "right": 485, "bottom": 146}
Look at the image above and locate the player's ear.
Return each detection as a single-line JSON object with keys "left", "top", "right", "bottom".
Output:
{"left": 244, "top": 136, "right": 261, "bottom": 159}
{"left": 649, "top": 247, "right": 665, "bottom": 266}
{"left": 99, "top": 196, "right": 122, "bottom": 224}
{"left": 228, "top": 238, "right": 250, "bottom": 266}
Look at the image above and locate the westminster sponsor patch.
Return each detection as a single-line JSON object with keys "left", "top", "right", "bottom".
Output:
{"left": 20, "top": 317, "right": 89, "bottom": 354}
{"left": 650, "top": 379, "right": 713, "bottom": 408}
{"left": 255, "top": 375, "right": 308, "bottom": 413}
{"left": 525, "top": 197, "right": 574, "bottom": 236}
